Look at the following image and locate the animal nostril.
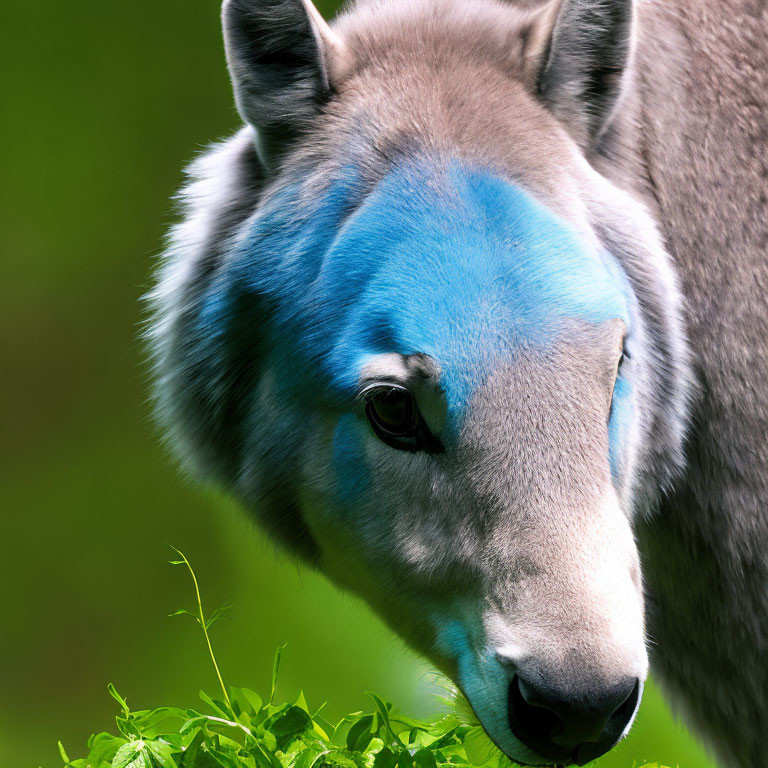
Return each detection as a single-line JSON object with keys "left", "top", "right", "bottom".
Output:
{"left": 508, "top": 674, "right": 641, "bottom": 766}
{"left": 508, "top": 676, "right": 572, "bottom": 763}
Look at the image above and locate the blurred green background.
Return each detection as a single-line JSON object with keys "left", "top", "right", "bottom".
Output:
{"left": 1, "top": 2, "right": 718, "bottom": 767}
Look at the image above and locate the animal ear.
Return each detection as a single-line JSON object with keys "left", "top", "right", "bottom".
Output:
{"left": 536, "top": 0, "right": 635, "bottom": 146}
{"left": 222, "top": 0, "right": 349, "bottom": 171}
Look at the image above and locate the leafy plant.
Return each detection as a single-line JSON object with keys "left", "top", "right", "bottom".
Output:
{"left": 167, "top": 545, "right": 233, "bottom": 710}
{"left": 58, "top": 550, "right": 671, "bottom": 768}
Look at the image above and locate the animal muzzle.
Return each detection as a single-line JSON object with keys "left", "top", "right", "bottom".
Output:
{"left": 451, "top": 533, "right": 648, "bottom": 766}
{"left": 505, "top": 662, "right": 642, "bottom": 765}
{"left": 480, "top": 575, "right": 647, "bottom": 765}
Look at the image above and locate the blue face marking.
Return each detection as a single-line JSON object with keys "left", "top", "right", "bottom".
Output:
{"left": 608, "top": 374, "right": 633, "bottom": 480}
{"left": 210, "top": 156, "right": 635, "bottom": 484}
{"left": 332, "top": 413, "right": 370, "bottom": 504}
{"left": 317, "top": 160, "right": 632, "bottom": 416}
{"left": 434, "top": 616, "right": 472, "bottom": 660}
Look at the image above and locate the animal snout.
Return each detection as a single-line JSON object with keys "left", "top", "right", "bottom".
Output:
{"left": 503, "top": 660, "right": 641, "bottom": 765}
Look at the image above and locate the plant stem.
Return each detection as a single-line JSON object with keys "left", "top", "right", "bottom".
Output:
{"left": 172, "top": 547, "right": 232, "bottom": 709}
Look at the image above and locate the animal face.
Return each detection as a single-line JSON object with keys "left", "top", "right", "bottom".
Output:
{"left": 149, "top": 0, "right": 692, "bottom": 764}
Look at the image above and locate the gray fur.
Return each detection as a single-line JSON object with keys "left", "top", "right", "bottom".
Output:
{"left": 539, "top": 0, "right": 635, "bottom": 145}
{"left": 147, "top": 0, "right": 768, "bottom": 765}
{"left": 599, "top": 2, "right": 768, "bottom": 765}
{"left": 223, "top": 0, "right": 331, "bottom": 169}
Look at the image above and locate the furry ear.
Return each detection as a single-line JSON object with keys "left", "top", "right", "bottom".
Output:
{"left": 537, "top": 0, "right": 635, "bottom": 146}
{"left": 222, "top": 0, "right": 348, "bottom": 171}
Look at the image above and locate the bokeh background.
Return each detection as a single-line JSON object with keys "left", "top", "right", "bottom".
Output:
{"left": 1, "top": 2, "right": 719, "bottom": 767}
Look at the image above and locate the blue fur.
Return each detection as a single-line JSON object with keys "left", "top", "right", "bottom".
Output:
{"left": 208, "top": 156, "right": 634, "bottom": 477}
{"left": 321, "top": 162, "right": 631, "bottom": 413}
{"left": 608, "top": 375, "right": 633, "bottom": 479}
{"left": 333, "top": 414, "right": 370, "bottom": 503}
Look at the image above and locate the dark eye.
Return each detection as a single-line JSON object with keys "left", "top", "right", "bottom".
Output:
{"left": 367, "top": 386, "right": 415, "bottom": 434}
{"left": 364, "top": 386, "right": 441, "bottom": 453}
{"left": 618, "top": 346, "right": 631, "bottom": 371}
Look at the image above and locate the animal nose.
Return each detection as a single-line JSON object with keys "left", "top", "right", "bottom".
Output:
{"left": 507, "top": 669, "right": 640, "bottom": 765}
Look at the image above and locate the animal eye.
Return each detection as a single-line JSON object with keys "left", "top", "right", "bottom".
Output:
{"left": 364, "top": 385, "right": 446, "bottom": 454}
{"left": 365, "top": 386, "right": 418, "bottom": 446}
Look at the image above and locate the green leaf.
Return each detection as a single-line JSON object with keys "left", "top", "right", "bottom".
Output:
{"left": 84, "top": 733, "right": 126, "bottom": 764}
{"left": 312, "top": 719, "right": 331, "bottom": 742}
{"left": 112, "top": 740, "right": 151, "bottom": 768}
{"left": 205, "top": 746, "right": 240, "bottom": 768}
{"left": 267, "top": 705, "right": 312, "bottom": 748}
{"left": 293, "top": 745, "right": 329, "bottom": 768}
{"left": 229, "top": 687, "right": 243, "bottom": 713}
{"left": 413, "top": 750, "right": 437, "bottom": 768}
{"left": 201, "top": 715, "right": 253, "bottom": 747}
{"left": 314, "top": 751, "right": 360, "bottom": 768}
{"left": 295, "top": 690, "right": 310, "bottom": 714}
{"left": 240, "top": 688, "right": 263, "bottom": 716}
{"left": 423, "top": 726, "right": 460, "bottom": 752}
{"left": 132, "top": 707, "right": 191, "bottom": 737}
{"left": 365, "top": 694, "right": 404, "bottom": 748}
{"left": 58, "top": 741, "right": 72, "bottom": 765}
{"left": 108, "top": 684, "right": 131, "bottom": 716}
{"left": 200, "top": 690, "right": 233, "bottom": 719}
{"left": 373, "top": 747, "right": 398, "bottom": 768}
{"left": 387, "top": 716, "right": 424, "bottom": 733}
{"left": 270, "top": 645, "right": 286, "bottom": 705}
{"left": 166, "top": 545, "right": 189, "bottom": 563}
{"left": 160, "top": 733, "right": 184, "bottom": 752}
{"left": 169, "top": 608, "right": 200, "bottom": 622}
{"left": 346, "top": 715, "right": 375, "bottom": 752}
{"left": 259, "top": 727, "right": 278, "bottom": 753}
{"left": 180, "top": 716, "right": 209, "bottom": 736}
{"left": 460, "top": 727, "right": 497, "bottom": 767}
{"left": 146, "top": 740, "right": 179, "bottom": 768}
{"left": 205, "top": 600, "right": 233, "bottom": 630}
{"left": 179, "top": 728, "right": 219, "bottom": 768}
{"left": 116, "top": 715, "right": 142, "bottom": 740}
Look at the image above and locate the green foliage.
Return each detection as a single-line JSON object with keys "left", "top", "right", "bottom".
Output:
{"left": 58, "top": 551, "right": 671, "bottom": 768}
{"left": 57, "top": 677, "right": 673, "bottom": 768}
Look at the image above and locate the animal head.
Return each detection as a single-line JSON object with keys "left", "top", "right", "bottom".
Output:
{"left": 148, "top": 0, "right": 692, "bottom": 764}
